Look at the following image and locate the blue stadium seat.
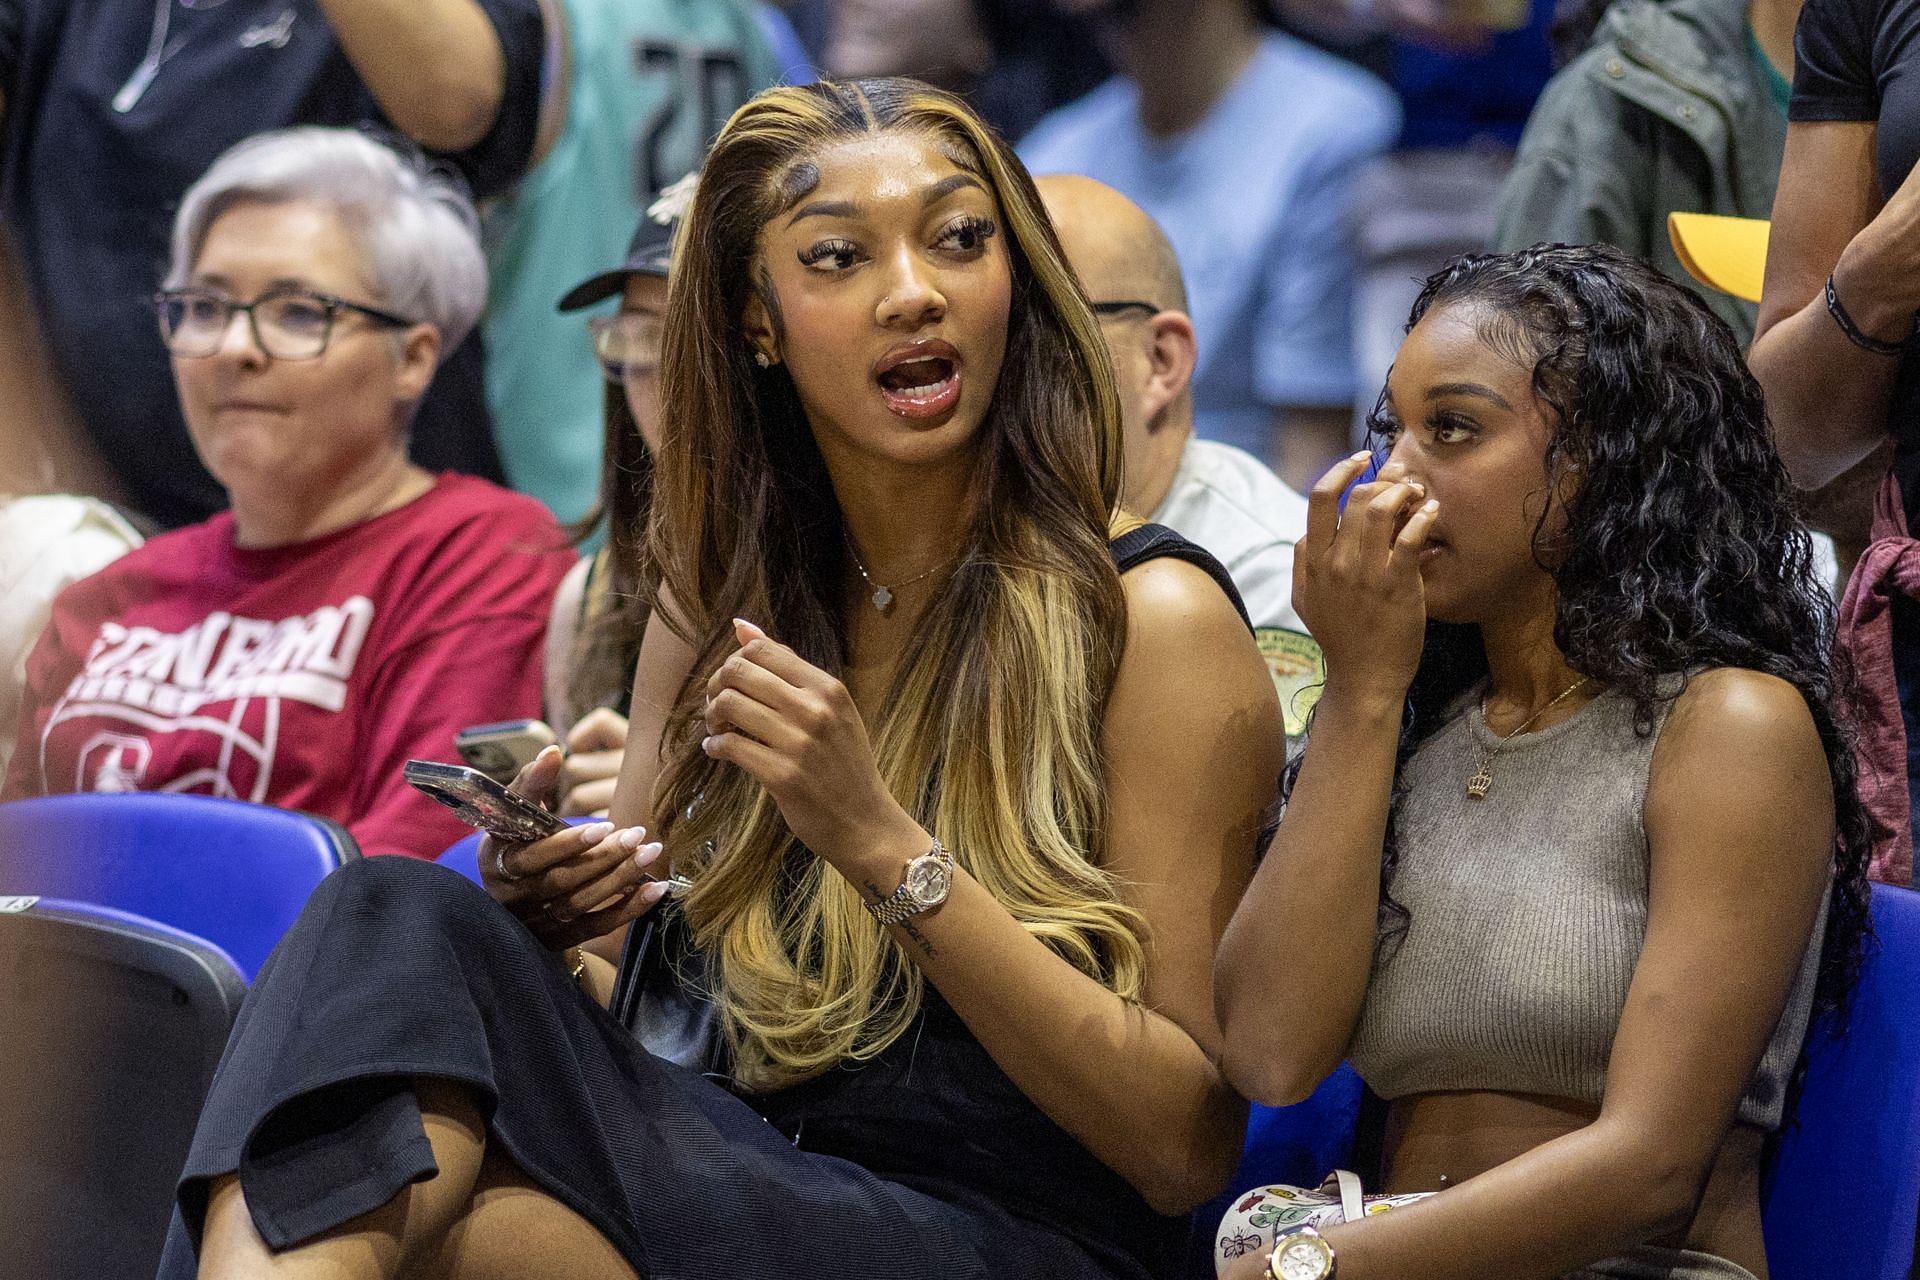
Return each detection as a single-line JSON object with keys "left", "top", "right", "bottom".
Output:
{"left": 1763, "top": 882, "right": 1920, "bottom": 1280}
{"left": 0, "top": 897, "right": 245, "bottom": 1280}
{"left": 1185, "top": 1063, "right": 1365, "bottom": 1277}
{"left": 0, "top": 793, "right": 358, "bottom": 979}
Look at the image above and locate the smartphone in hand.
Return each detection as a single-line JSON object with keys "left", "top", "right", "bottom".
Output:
{"left": 454, "top": 719, "right": 558, "bottom": 782}
{"left": 403, "top": 759, "right": 567, "bottom": 844}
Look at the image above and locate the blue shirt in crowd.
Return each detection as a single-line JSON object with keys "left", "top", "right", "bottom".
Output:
{"left": 1390, "top": 0, "right": 1554, "bottom": 152}
{"left": 1020, "top": 32, "right": 1399, "bottom": 460}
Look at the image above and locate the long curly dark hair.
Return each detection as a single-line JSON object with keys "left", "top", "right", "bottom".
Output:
{"left": 1339, "top": 243, "right": 1873, "bottom": 1022}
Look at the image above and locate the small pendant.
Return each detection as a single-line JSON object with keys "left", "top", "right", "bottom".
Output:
{"left": 1465, "top": 764, "right": 1493, "bottom": 799}
{"left": 871, "top": 585, "right": 893, "bottom": 611}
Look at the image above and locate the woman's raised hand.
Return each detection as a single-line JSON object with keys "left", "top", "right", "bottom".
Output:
{"left": 556, "top": 706, "right": 628, "bottom": 819}
{"left": 1838, "top": 158, "right": 1920, "bottom": 336}
{"left": 1293, "top": 451, "right": 1438, "bottom": 706}
{"left": 479, "top": 745, "right": 671, "bottom": 949}
{"left": 701, "top": 618, "right": 911, "bottom": 862}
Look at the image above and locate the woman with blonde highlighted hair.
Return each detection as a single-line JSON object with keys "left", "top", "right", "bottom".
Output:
{"left": 165, "top": 78, "right": 1282, "bottom": 1280}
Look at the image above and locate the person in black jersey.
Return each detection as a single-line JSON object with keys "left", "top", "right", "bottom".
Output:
{"left": 165, "top": 78, "right": 1284, "bottom": 1280}
{"left": 1750, "top": 0, "right": 1920, "bottom": 885}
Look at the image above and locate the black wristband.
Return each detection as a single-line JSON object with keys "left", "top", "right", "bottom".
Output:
{"left": 1826, "top": 273, "right": 1915, "bottom": 357}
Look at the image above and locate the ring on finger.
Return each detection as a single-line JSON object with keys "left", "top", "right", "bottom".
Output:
{"left": 494, "top": 842, "right": 528, "bottom": 884}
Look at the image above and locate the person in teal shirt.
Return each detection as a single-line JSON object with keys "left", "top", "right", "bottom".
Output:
{"left": 1492, "top": 0, "right": 1799, "bottom": 347}
{"left": 483, "top": 0, "right": 781, "bottom": 524}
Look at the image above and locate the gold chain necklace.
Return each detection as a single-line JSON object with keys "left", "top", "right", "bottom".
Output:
{"left": 1466, "top": 675, "right": 1595, "bottom": 799}
{"left": 847, "top": 541, "right": 950, "bottom": 613}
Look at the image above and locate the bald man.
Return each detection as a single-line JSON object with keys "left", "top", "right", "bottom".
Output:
{"left": 1037, "top": 174, "right": 1319, "bottom": 735}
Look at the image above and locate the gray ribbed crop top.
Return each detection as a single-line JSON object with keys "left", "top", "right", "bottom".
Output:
{"left": 1347, "top": 682, "right": 1827, "bottom": 1131}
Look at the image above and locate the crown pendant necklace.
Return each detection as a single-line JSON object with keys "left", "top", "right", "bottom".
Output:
{"left": 1466, "top": 675, "right": 1594, "bottom": 799}
{"left": 847, "top": 540, "right": 949, "bottom": 613}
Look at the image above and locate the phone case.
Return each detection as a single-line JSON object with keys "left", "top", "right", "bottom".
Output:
{"left": 403, "top": 759, "right": 568, "bottom": 844}
{"left": 454, "top": 720, "right": 558, "bottom": 781}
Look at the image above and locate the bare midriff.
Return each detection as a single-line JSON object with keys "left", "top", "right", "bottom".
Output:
{"left": 1381, "top": 1091, "right": 1769, "bottom": 1276}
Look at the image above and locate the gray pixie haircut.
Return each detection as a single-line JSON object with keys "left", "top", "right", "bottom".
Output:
{"left": 165, "top": 126, "right": 486, "bottom": 358}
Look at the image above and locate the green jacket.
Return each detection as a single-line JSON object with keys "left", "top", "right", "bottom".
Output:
{"left": 1491, "top": 0, "right": 1785, "bottom": 345}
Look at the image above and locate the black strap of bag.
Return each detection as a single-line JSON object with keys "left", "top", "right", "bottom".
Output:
{"left": 609, "top": 901, "right": 725, "bottom": 1074}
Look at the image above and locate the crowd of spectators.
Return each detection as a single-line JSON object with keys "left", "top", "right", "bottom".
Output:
{"left": 0, "top": 1, "right": 1916, "bottom": 1278}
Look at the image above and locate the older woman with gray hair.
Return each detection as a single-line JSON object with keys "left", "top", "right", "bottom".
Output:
{"left": 1, "top": 126, "right": 572, "bottom": 858}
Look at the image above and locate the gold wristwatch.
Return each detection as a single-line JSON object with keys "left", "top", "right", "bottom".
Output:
{"left": 1268, "top": 1226, "right": 1337, "bottom": 1280}
{"left": 865, "top": 838, "right": 952, "bottom": 926}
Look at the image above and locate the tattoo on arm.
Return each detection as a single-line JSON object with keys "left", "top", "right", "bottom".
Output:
{"left": 900, "top": 919, "right": 937, "bottom": 958}
{"left": 863, "top": 877, "right": 938, "bottom": 958}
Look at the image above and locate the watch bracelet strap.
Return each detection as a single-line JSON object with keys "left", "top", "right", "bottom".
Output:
{"left": 1826, "top": 273, "right": 1915, "bottom": 357}
{"left": 864, "top": 837, "right": 947, "bottom": 926}
{"left": 868, "top": 893, "right": 922, "bottom": 927}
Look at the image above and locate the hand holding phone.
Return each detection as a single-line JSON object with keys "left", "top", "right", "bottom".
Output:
{"left": 404, "top": 758, "right": 568, "bottom": 844}
{"left": 422, "top": 747, "right": 687, "bottom": 953}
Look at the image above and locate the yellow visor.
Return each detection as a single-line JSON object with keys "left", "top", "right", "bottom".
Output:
{"left": 1667, "top": 212, "right": 1770, "bottom": 304}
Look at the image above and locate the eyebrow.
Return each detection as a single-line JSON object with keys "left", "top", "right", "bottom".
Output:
{"left": 187, "top": 274, "right": 317, "bottom": 294}
{"left": 785, "top": 199, "right": 859, "bottom": 227}
{"left": 783, "top": 173, "right": 989, "bottom": 227}
{"left": 923, "top": 172, "right": 986, "bottom": 203}
{"left": 1426, "top": 381, "right": 1512, "bottom": 410}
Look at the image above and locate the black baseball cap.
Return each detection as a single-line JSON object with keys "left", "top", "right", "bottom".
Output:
{"left": 556, "top": 214, "right": 676, "bottom": 312}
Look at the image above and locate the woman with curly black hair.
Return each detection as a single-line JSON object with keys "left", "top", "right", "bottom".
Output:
{"left": 1213, "top": 242, "right": 1871, "bottom": 1280}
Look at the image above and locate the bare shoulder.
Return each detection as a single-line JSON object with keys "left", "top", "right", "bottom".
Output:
{"left": 1660, "top": 667, "right": 1821, "bottom": 754}
{"left": 1117, "top": 554, "right": 1252, "bottom": 652}
{"left": 1648, "top": 668, "right": 1832, "bottom": 851}
{"left": 1112, "top": 555, "right": 1278, "bottom": 738}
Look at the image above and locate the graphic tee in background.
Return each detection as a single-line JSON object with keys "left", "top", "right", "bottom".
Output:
{"left": 482, "top": 0, "right": 779, "bottom": 526}
{"left": 0, "top": 0, "right": 547, "bottom": 529}
{"left": 1020, "top": 32, "right": 1399, "bottom": 460}
{"left": 3, "top": 475, "right": 573, "bottom": 859}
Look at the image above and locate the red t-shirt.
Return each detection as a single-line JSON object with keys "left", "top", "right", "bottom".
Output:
{"left": 3, "top": 474, "right": 573, "bottom": 858}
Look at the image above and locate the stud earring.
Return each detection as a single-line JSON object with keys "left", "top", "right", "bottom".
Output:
{"left": 753, "top": 349, "right": 772, "bottom": 368}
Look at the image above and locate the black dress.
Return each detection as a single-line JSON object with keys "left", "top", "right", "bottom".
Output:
{"left": 158, "top": 526, "right": 1250, "bottom": 1279}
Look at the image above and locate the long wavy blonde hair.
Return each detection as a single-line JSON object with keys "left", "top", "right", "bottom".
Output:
{"left": 645, "top": 78, "right": 1144, "bottom": 1091}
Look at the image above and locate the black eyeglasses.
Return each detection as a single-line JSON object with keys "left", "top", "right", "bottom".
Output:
{"left": 1090, "top": 299, "right": 1161, "bottom": 319}
{"left": 155, "top": 286, "right": 417, "bottom": 361}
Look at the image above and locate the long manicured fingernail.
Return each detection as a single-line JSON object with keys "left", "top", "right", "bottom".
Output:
{"left": 637, "top": 880, "right": 672, "bottom": 908}
{"left": 1422, "top": 499, "right": 1439, "bottom": 513}
{"left": 618, "top": 827, "right": 650, "bottom": 852}
{"left": 577, "top": 821, "right": 615, "bottom": 843}
{"left": 632, "top": 841, "right": 663, "bottom": 868}
{"left": 701, "top": 735, "right": 718, "bottom": 753}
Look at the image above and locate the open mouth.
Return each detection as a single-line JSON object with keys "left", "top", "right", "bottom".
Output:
{"left": 874, "top": 340, "right": 962, "bottom": 420}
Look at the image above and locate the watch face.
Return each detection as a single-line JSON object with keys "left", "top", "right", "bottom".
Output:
{"left": 1276, "top": 1236, "right": 1332, "bottom": 1280}
{"left": 904, "top": 855, "right": 951, "bottom": 905}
